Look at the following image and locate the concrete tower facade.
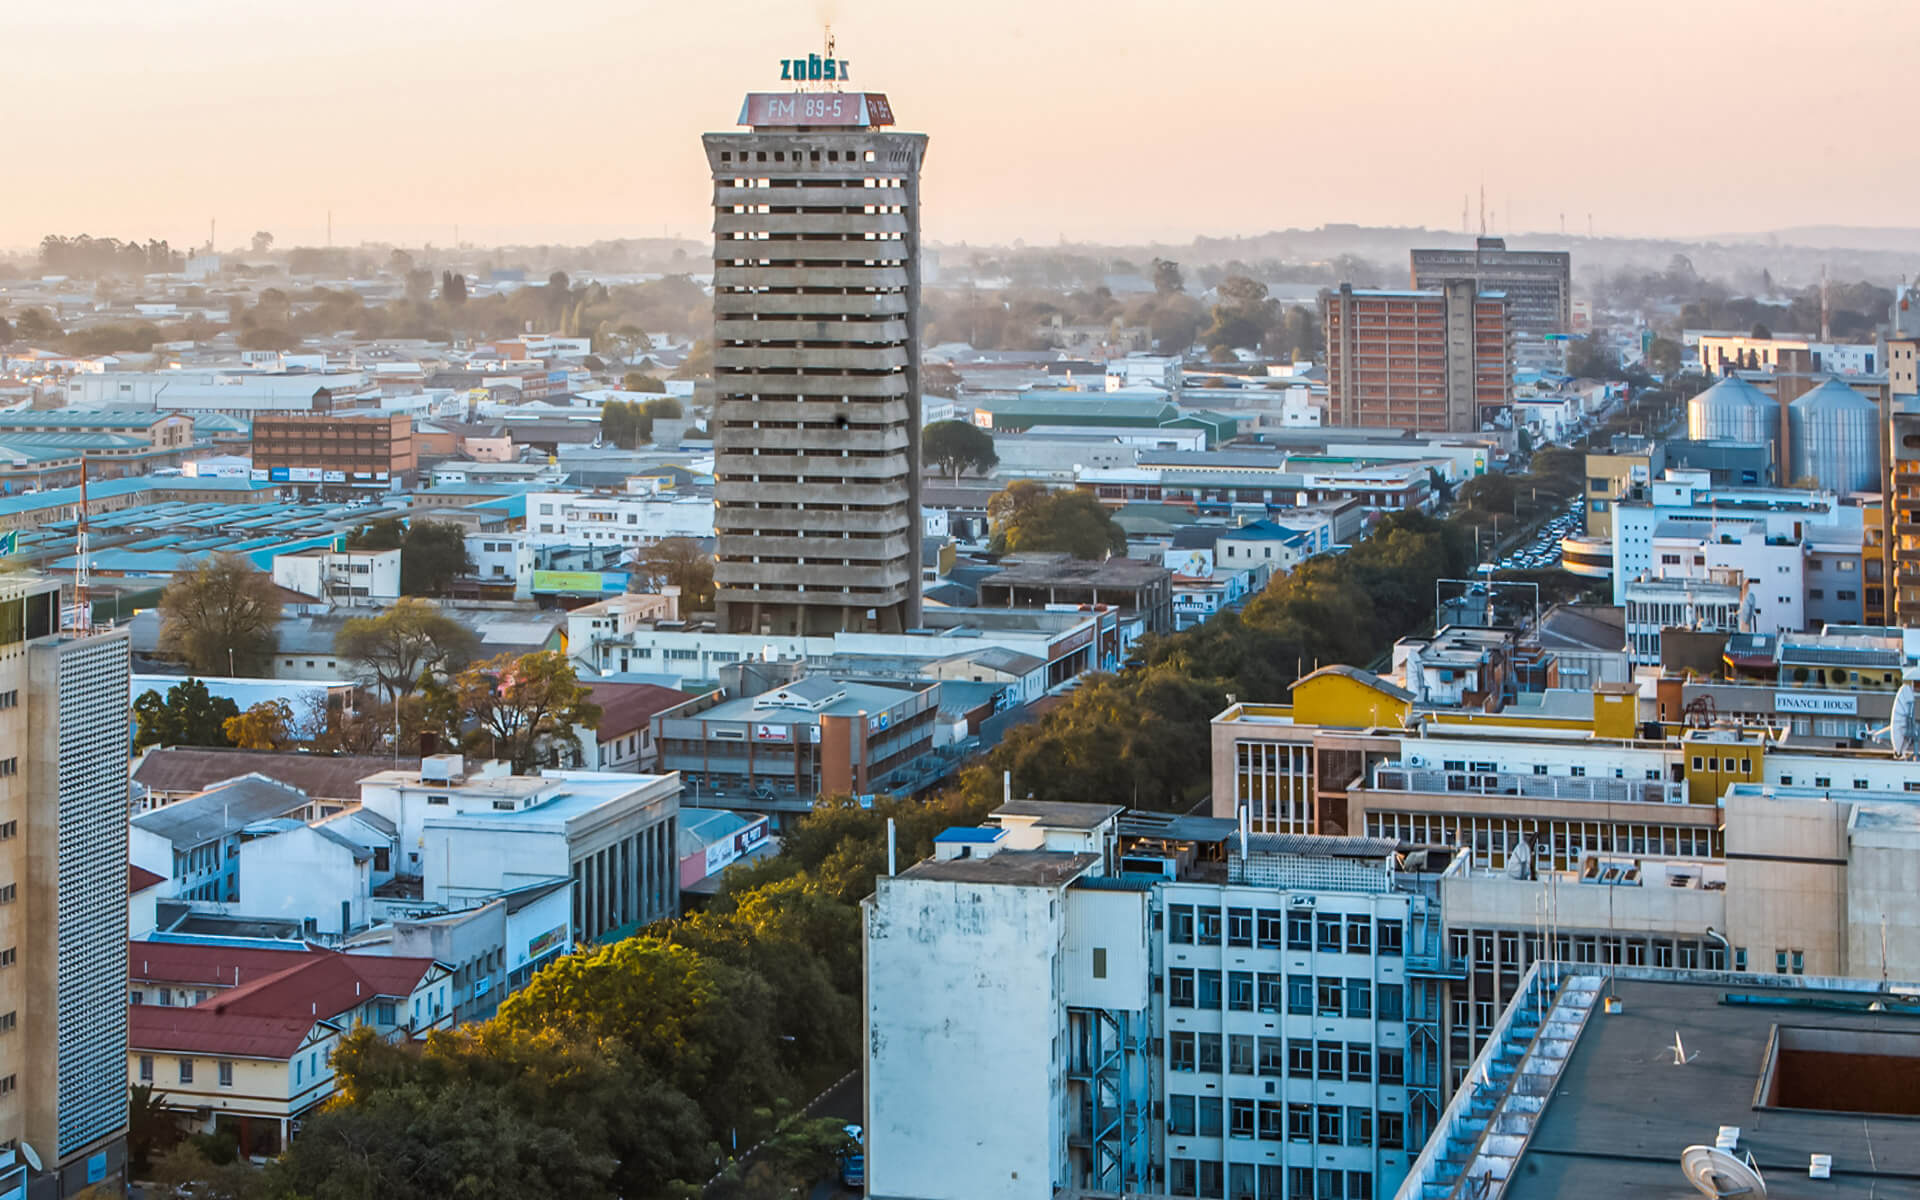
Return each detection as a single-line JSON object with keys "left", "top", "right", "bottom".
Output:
{"left": 0, "top": 577, "right": 133, "bottom": 1199}
{"left": 704, "top": 88, "right": 928, "bottom": 636}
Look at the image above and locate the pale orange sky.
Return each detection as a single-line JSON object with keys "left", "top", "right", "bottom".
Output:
{"left": 7, "top": 0, "right": 1917, "bottom": 252}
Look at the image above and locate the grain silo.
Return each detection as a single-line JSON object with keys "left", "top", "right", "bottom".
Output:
{"left": 1788, "top": 377, "right": 1881, "bottom": 494}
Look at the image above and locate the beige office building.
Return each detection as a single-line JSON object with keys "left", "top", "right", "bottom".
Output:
{"left": 0, "top": 578, "right": 133, "bottom": 1197}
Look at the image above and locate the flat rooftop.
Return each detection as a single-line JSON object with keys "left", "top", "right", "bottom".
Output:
{"left": 901, "top": 849, "right": 1098, "bottom": 887}
{"left": 994, "top": 799, "right": 1123, "bottom": 829}
{"left": 1505, "top": 975, "right": 1920, "bottom": 1200}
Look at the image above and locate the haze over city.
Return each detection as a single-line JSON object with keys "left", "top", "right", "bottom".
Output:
{"left": 11, "top": 0, "right": 1920, "bottom": 251}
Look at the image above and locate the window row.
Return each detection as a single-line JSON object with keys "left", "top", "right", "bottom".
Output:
{"left": 1168, "top": 905, "right": 1402, "bottom": 956}
{"left": 1165, "top": 1097, "right": 1401, "bottom": 1151}
{"left": 1165, "top": 1161, "right": 1376, "bottom": 1200}
{"left": 1168, "top": 970, "right": 1399, "bottom": 1021}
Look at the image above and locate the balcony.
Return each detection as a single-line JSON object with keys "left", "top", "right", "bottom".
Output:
{"left": 1369, "top": 765, "right": 1682, "bottom": 806}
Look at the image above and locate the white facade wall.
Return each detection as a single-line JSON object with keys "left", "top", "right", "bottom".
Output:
{"left": 65, "top": 370, "right": 376, "bottom": 414}
{"left": 422, "top": 824, "right": 572, "bottom": 908}
{"left": 865, "top": 873, "right": 1071, "bottom": 1200}
{"left": 236, "top": 826, "right": 371, "bottom": 934}
{"left": 525, "top": 491, "right": 715, "bottom": 548}
{"left": 1610, "top": 485, "right": 1852, "bottom": 606}
{"left": 466, "top": 533, "right": 534, "bottom": 598}
{"left": 577, "top": 625, "right": 1085, "bottom": 686}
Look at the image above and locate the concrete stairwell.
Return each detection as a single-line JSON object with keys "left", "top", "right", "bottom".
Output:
{"left": 1401, "top": 969, "right": 1602, "bottom": 1200}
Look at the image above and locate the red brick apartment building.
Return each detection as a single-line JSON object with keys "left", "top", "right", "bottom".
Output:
{"left": 1325, "top": 282, "right": 1510, "bottom": 432}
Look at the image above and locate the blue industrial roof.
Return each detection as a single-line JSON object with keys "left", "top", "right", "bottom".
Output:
{"left": 932, "top": 826, "right": 1006, "bottom": 845}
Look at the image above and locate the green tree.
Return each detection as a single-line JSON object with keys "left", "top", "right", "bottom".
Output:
{"left": 636, "top": 537, "right": 714, "bottom": 613}
{"left": 621, "top": 371, "right": 666, "bottom": 393}
{"left": 441, "top": 270, "right": 468, "bottom": 304}
{"left": 430, "top": 651, "right": 601, "bottom": 772}
{"left": 346, "top": 517, "right": 405, "bottom": 551}
{"left": 128, "top": 1083, "right": 183, "bottom": 1175}
{"left": 1203, "top": 275, "right": 1277, "bottom": 352}
{"left": 333, "top": 597, "right": 479, "bottom": 701}
{"left": 988, "top": 482, "right": 1126, "bottom": 559}
{"left": 156, "top": 553, "right": 283, "bottom": 675}
{"left": 399, "top": 520, "right": 472, "bottom": 596}
{"left": 922, "top": 419, "right": 998, "bottom": 480}
{"left": 133, "top": 680, "right": 240, "bottom": 750}
{"left": 1151, "top": 257, "right": 1184, "bottom": 295}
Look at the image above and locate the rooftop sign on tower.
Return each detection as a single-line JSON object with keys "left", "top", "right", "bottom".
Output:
{"left": 739, "top": 26, "right": 893, "bottom": 128}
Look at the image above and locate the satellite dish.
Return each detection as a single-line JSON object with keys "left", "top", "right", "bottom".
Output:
{"left": 19, "top": 1142, "right": 40, "bottom": 1172}
{"left": 1680, "top": 1145, "right": 1766, "bottom": 1199}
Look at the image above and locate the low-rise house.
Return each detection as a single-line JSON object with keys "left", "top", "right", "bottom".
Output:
{"left": 128, "top": 943, "right": 452, "bottom": 1157}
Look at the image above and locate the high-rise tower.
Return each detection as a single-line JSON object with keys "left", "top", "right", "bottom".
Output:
{"left": 0, "top": 577, "right": 133, "bottom": 1197}
{"left": 704, "top": 56, "right": 928, "bottom": 636}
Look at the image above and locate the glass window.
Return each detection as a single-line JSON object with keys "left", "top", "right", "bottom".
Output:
{"left": 1346, "top": 978, "right": 1372, "bottom": 1019}
{"left": 1170, "top": 1031, "right": 1196, "bottom": 1071}
{"left": 1347, "top": 1043, "right": 1372, "bottom": 1082}
{"left": 1169, "top": 1158, "right": 1197, "bottom": 1197}
{"left": 1169, "top": 904, "right": 1195, "bottom": 944}
{"left": 1346, "top": 916, "right": 1371, "bottom": 954}
{"left": 1256, "top": 909, "right": 1284, "bottom": 949}
{"left": 1198, "top": 1034, "right": 1223, "bottom": 1074}
{"left": 1287, "top": 1103, "right": 1313, "bottom": 1142}
{"left": 1257, "top": 973, "right": 1283, "bottom": 1013}
{"left": 1379, "top": 1110, "right": 1405, "bottom": 1150}
{"left": 1317, "top": 1042, "right": 1344, "bottom": 1080}
{"left": 1258, "top": 1036, "right": 1284, "bottom": 1076}
{"left": 1376, "top": 919, "right": 1404, "bottom": 956}
{"left": 1287, "top": 912, "right": 1313, "bottom": 950}
{"left": 1377, "top": 983, "right": 1403, "bottom": 1021}
{"left": 1197, "top": 970, "right": 1223, "bottom": 1010}
{"left": 1227, "top": 907, "right": 1254, "bottom": 948}
{"left": 1199, "top": 1161, "right": 1224, "bottom": 1200}
{"left": 1347, "top": 1106, "right": 1373, "bottom": 1147}
{"left": 1378, "top": 1047, "right": 1404, "bottom": 1085}
{"left": 1288, "top": 977, "right": 1313, "bottom": 1015}
{"left": 1198, "top": 1096, "right": 1223, "bottom": 1137}
{"left": 1348, "top": 1171, "right": 1374, "bottom": 1200}
{"left": 1168, "top": 1094, "right": 1196, "bottom": 1136}
{"left": 1316, "top": 1106, "right": 1343, "bottom": 1145}
{"left": 1230, "top": 1098, "right": 1256, "bottom": 1139}
{"left": 1169, "top": 968, "right": 1196, "bottom": 1008}
{"left": 1317, "top": 978, "right": 1344, "bottom": 1017}
{"left": 1229, "top": 1034, "right": 1254, "bottom": 1075}
{"left": 1228, "top": 972, "right": 1254, "bottom": 1012}
{"left": 1198, "top": 909, "right": 1222, "bottom": 946}
{"left": 1258, "top": 1100, "right": 1284, "bottom": 1141}
{"left": 1317, "top": 913, "right": 1342, "bottom": 951}
{"left": 1288, "top": 1038, "right": 1314, "bottom": 1074}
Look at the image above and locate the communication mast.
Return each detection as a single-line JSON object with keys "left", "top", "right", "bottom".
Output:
{"left": 71, "top": 455, "right": 92, "bottom": 633}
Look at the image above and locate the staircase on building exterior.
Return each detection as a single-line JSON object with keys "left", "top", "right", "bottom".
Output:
{"left": 1396, "top": 965, "right": 1603, "bottom": 1200}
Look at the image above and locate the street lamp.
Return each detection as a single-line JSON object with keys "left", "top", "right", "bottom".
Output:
{"left": 227, "top": 647, "right": 235, "bottom": 676}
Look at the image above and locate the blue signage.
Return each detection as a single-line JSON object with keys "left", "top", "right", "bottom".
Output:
{"left": 781, "top": 54, "right": 849, "bottom": 82}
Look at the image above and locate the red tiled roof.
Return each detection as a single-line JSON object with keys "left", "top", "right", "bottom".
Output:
{"left": 130, "top": 1005, "right": 329, "bottom": 1060}
{"left": 587, "top": 682, "right": 693, "bottom": 736}
{"left": 206, "top": 951, "right": 440, "bottom": 1020}
{"left": 130, "top": 942, "right": 323, "bottom": 989}
{"left": 134, "top": 748, "right": 418, "bottom": 800}
{"left": 129, "top": 865, "right": 166, "bottom": 894}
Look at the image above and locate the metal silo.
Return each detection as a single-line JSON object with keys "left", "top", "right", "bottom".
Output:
{"left": 1789, "top": 377, "right": 1881, "bottom": 494}
{"left": 1687, "top": 375, "right": 1775, "bottom": 454}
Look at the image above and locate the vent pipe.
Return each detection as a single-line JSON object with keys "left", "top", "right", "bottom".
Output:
{"left": 886, "top": 817, "right": 896, "bottom": 877}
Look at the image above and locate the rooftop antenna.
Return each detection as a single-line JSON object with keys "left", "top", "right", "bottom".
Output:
{"left": 1671, "top": 1030, "right": 1699, "bottom": 1065}
{"left": 1478, "top": 185, "right": 1486, "bottom": 238}
{"left": 824, "top": 25, "right": 839, "bottom": 92}
{"left": 1820, "top": 265, "right": 1831, "bottom": 343}
{"left": 71, "top": 455, "right": 92, "bottom": 633}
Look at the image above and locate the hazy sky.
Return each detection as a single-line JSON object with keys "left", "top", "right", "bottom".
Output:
{"left": 9, "top": 0, "right": 1918, "bottom": 253}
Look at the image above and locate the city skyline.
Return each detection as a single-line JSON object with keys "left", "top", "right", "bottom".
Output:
{"left": 9, "top": 0, "right": 1920, "bottom": 253}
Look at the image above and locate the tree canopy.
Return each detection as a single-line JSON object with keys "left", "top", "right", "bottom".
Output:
{"left": 922, "top": 419, "right": 998, "bottom": 480}
{"left": 635, "top": 538, "right": 714, "bottom": 614}
{"left": 133, "top": 679, "right": 239, "bottom": 750}
{"left": 424, "top": 650, "right": 600, "bottom": 772}
{"left": 157, "top": 553, "right": 283, "bottom": 675}
{"left": 988, "top": 481, "right": 1127, "bottom": 559}
{"left": 333, "top": 597, "right": 479, "bottom": 701}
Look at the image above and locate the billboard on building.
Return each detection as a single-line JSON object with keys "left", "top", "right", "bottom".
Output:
{"left": 289, "top": 467, "right": 323, "bottom": 483}
{"left": 532, "top": 570, "right": 631, "bottom": 595}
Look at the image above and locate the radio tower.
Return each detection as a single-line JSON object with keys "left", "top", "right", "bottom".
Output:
{"left": 71, "top": 455, "right": 92, "bottom": 633}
